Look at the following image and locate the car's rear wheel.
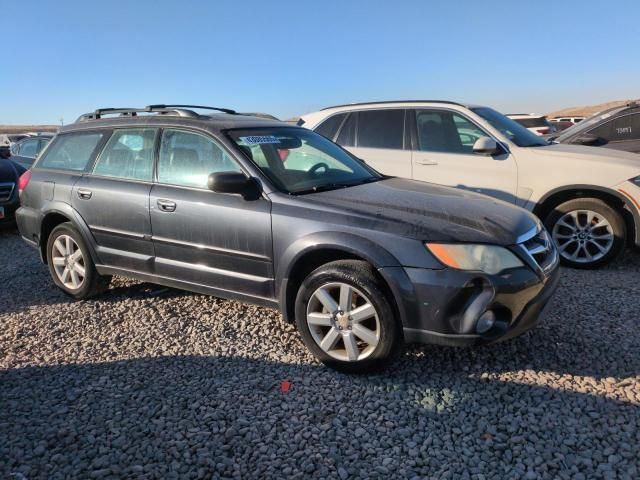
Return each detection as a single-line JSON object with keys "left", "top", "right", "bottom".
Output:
{"left": 294, "top": 260, "right": 401, "bottom": 373}
{"left": 47, "top": 222, "right": 111, "bottom": 299}
{"left": 544, "top": 198, "right": 626, "bottom": 269}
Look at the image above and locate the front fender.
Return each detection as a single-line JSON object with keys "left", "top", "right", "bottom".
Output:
{"left": 276, "top": 231, "right": 409, "bottom": 323}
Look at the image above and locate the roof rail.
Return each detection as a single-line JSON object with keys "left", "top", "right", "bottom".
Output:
{"left": 75, "top": 104, "right": 236, "bottom": 122}
{"left": 146, "top": 104, "right": 237, "bottom": 115}
{"left": 320, "top": 100, "right": 467, "bottom": 111}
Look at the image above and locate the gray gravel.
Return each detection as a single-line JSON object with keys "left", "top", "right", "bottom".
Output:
{"left": 1, "top": 225, "right": 639, "bottom": 479}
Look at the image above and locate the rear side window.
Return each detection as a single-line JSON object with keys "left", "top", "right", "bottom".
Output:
{"left": 314, "top": 113, "right": 347, "bottom": 140}
{"left": 92, "top": 129, "right": 157, "bottom": 181}
{"left": 589, "top": 113, "right": 640, "bottom": 142}
{"left": 158, "top": 129, "right": 240, "bottom": 188}
{"left": 38, "top": 132, "right": 105, "bottom": 171}
{"left": 357, "top": 110, "right": 404, "bottom": 149}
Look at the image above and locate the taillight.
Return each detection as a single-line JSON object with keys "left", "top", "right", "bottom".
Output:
{"left": 538, "top": 128, "right": 550, "bottom": 134}
{"left": 17, "top": 170, "right": 32, "bottom": 196}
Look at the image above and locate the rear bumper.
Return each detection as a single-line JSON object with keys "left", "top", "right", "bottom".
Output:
{"left": 381, "top": 262, "right": 560, "bottom": 347}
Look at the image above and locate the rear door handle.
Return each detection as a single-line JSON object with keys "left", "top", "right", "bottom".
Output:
{"left": 157, "top": 199, "right": 176, "bottom": 212}
{"left": 77, "top": 188, "right": 92, "bottom": 199}
{"left": 416, "top": 159, "right": 438, "bottom": 166}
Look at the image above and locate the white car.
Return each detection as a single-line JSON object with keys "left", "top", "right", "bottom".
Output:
{"left": 507, "top": 114, "right": 557, "bottom": 136}
{"left": 550, "top": 117, "right": 585, "bottom": 124}
{"left": 299, "top": 101, "right": 640, "bottom": 268}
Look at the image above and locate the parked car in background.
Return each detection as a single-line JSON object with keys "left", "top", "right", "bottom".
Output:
{"left": 550, "top": 116, "right": 585, "bottom": 124}
{"left": 549, "top": 120, "right": 574, "bottom": 132}
{"left": 0, "top": 134, "right": 29, "bottom": 159}
{"left": 300, "top": 100, "right": 640, "bottom": 268}
{"left": 506, "top": 114, "right": 557, "bottom": 135}
{"left": 9, "top": 133, "right": 54, "bottom": 169}
{"left": 0, "top": 158, "right": 26, "bottom": 224}
{"left": 16, "top": 104, "right": 559, "bottom": 372}
{"left": 548, "top": 102, "right": 640, "bottom": 154}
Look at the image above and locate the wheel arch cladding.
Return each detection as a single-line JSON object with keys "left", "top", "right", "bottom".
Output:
{"left": 277, "top": 233, "right": 402, "bottom": 325}
{"left": 534, "top": 186, "right": 636, "bottom": 245}
{"left": 40, "top": 205, "right": 98, "bottom": 264}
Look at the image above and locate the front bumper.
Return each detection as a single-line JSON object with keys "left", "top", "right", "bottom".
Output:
{"left": 381, "top": 262, "right": 560, "bottom": 347}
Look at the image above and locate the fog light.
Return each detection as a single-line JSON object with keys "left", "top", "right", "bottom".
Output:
{"left": 476, "top": 311, "right": 496, "bottom": 334}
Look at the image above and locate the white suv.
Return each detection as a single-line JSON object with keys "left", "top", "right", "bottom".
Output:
{"left": 506, "top": 114, "right": 557, "bottom": 136}
{"left": 299, "top": 101, "right": 640, "bottom": 268}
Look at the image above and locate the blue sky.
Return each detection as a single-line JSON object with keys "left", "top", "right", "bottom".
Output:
{"left": 2, "top": 0, "right": 639, "bottom": 124}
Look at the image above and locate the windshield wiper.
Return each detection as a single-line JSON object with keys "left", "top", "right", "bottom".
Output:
{"left": 291, "top": 177, "right": 382, "bottom": 195}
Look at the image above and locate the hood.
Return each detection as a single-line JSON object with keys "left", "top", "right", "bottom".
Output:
{"left": 296, "top": 177, "right": 539, "bottom": 245}
{"left": 0, "top": 159, "right": 20, "bottom": 182}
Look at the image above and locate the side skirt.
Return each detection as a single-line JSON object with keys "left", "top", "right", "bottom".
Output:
{"left": 95, "top": 264, "right": 280, "bottom": 310}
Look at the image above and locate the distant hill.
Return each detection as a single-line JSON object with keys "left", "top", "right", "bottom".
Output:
{"left": 547, "top": 99, "right": 637, "bottom": 119}
{"left": 0, "top": 125, "right": 59, "bottom": 134}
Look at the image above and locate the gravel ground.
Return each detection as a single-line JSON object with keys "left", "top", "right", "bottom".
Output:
{"left": 1, "top": 225, "right": 639, "bottom": 479}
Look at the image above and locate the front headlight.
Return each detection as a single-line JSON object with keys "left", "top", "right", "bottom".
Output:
{"left": 631, "top": 176, "right": 640, "bottom": 187}
{"left": 425, "top": 243, "right": 524, "bottom": 275}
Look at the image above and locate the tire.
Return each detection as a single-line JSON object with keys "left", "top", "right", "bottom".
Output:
{"left": 46, "top": 222, "right": 111, "bottom": 299}
{"left": 544, "top": 198, "right": 626, "bottom": 269}
{"left": 294, "top": 260, "right": 401, "bottom": 373}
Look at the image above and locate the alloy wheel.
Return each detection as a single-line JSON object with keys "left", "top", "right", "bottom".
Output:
{"left": 551, "top": 209, "right": 614, "bottom": 264}
{"left": 306, "top": 282, "right": 380, "bottom": 362}
{"left": 51, "top": 234, "right": 86, "bottom": 289}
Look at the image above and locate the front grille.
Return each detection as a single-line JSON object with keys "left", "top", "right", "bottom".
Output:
{"left": 521, "top": 228, "right": 557, "bottom": 273}
{"left": 0, "top": 182, "right": 15, "bottom": 202}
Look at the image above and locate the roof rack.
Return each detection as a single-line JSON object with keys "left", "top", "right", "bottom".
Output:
{"left": 320, "top": 100, "right": 467, "bottom": 110}
{"left": 146, "top": 104, "right": 237, "bottom": 115}
{"left": 75, "top": 104, "right": 236, "bottom": 122}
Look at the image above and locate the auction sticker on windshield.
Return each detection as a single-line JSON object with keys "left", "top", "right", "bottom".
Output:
{"left": 240, "top": 135, "right": 281, "bottom": 145}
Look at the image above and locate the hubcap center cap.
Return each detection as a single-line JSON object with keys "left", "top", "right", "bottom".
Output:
{"left": 335, "top": 311, "right": 350, "bottom": 329}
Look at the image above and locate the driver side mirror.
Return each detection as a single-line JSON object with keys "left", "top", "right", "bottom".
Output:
{"left": 207, "top": 172, "right": 262, "bottom": 200}
{"left": 574, "top": 133, "right": 602, "bottom": 146}
{"left": 472, "top": 136, "right": 500, "bottom": 155}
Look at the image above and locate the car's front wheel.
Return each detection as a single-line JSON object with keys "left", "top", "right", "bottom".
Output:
{"left": 46, "top": 222, "right": 111, "bottom": 299}
{"left": 545, "top": 198, "right": 626, "bottom": 269}
{"left": 294, "top": 260, "right": 401, "bottom": 373}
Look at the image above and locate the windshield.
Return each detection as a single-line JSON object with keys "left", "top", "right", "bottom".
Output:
{"left": 472, "top": 107, "right": 548, "bottom": 147}
{"left": 555, "top": 107, "right": 627, "bottom": 141}
{"left": 228, "top": 127, "right": 382, "bottom": 194}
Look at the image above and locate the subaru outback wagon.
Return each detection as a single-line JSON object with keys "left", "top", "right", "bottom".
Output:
{"left": 16, "top": 105, "right": 559, "bottom": 372}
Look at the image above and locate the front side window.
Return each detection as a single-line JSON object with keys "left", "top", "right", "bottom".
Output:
{"left": 315, "top": 113, "right": 347, "bottom": 140}
{"left": 472, "top": 107, "right": 547, "bottom": 147}
{"left": 357, "top": 109, "right": 404, "bottom": 150}
{"left": 38, "top": 132, "right": 105, "bottom": 171}
{"left": 336, "top": 113, "right": 356, "bottom": 147}
{"left": 229, "top": 127, "right": 381, "bottom": 194}
{"left": 415, "top": 110, "right": 487, "bottom": 153}
{"left": 93, "top": 129, "right": 157, "bottom": 181}
{"left": 158, "top": 129, "right": 240, "bottom": 188}
{"left": 18, "top": 139, "right": 39, "bottom": 158}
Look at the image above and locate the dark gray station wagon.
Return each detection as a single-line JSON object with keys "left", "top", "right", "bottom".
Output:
{"left": 16, "top": 105, "right": 560, "bottom": 372}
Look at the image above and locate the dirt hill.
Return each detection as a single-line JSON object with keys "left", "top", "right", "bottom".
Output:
{"left": 547, "top": 99, "right": 637, "bottom": 119}
{"left": 0, "top": 125, "right": 59, "bottom": 134}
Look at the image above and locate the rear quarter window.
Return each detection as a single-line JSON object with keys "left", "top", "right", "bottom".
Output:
{"left": 38, "top": 132, "right": 105, "bottom": 171}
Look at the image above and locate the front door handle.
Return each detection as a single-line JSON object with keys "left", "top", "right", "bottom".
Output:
{"left": 157, "top": 199, "right": 176, "bottom": 212}
{"left": 416, "top": 159, "right": 438, "bottom": 166}
{"left": 77, "top": 188, "right": 92, "bottom": 199}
